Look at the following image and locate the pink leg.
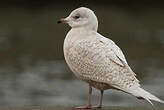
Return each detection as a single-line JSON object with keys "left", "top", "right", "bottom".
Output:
{"left": 92, "top": 90, "right": 104, "bottom": 108}
{"left": 73, "top": 86, "right": 104, "bottom": 109}
{"left": 74, "top": 85, "right": 92, "bottom": 109}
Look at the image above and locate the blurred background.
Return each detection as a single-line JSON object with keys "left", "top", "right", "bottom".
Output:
{"left": 0, "top": 0, "right": 164, "bottom": 106}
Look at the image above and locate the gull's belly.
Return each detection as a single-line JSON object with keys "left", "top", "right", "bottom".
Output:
{"left": 64, "top": 49, "right": 96, "bottom": 80}
{"left": 64, "top": 48, "right": 113, "bottom": 90}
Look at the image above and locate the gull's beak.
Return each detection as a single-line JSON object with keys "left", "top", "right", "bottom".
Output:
{"left": 57, "top": 18, "right": 68, "bottom": 24}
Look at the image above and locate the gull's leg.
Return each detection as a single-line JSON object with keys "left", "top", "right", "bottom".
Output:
{"left": 88, "top": 85, "right": 92, "bottom": 107}
{"left": 74, "top": 87, "right": 104, "bottom": 109}
{"left": 99, "top": 90, "right": 104, "bottom": 108}
{"left": 92, "top": 90, "right": 104, "bottom": 108}
{"left": 74, "top": 85, "right": 92, "bottom": 109}
{"left": 98, "top": 90, "right": 104, "bottom": 108}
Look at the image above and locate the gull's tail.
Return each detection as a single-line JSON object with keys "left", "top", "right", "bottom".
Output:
{"left": 130, "top": 87, "right": 164, "bottom": 105}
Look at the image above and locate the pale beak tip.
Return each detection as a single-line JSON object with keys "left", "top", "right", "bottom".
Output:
{"left": 57, "top": 18, "right": 68, "bottom": 24}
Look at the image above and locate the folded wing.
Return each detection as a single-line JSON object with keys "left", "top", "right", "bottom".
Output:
{"left": 73, "top": 34, "right": 140, "bottom": 91}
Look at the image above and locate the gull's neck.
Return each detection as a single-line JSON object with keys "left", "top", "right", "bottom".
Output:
{"left": 71, "top": 26, "right": 97, "bottom": 33}
{"left": 66, "top": 26, "right": 97, "bottom": 43}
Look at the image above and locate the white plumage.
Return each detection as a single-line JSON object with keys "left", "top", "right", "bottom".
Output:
{"left": 59, "top": 7, "right": 164, "bottom": 108}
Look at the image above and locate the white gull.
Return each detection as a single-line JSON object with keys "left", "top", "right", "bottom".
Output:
{"left": 58, "top": 7, "right": 164, "bottom": 109}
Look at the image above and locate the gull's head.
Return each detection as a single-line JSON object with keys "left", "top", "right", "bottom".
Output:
{"left": 58, "top": 7, "right": 98, "bottom": 31}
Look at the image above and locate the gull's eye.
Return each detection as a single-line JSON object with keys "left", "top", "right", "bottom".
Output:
{"left": 74, "top": 15, "right": 80, "bottom": 19}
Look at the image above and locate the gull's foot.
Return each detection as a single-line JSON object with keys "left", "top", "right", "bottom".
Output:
{"left": 91, "top": 105, "right": 102, "bottom": 109}
{"left": 73, "top": 105, "right": 102, "bottom": 109}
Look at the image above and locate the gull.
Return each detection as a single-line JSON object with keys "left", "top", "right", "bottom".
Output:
{"left": 58, "top": 7, "right": 164, "bottom": 109}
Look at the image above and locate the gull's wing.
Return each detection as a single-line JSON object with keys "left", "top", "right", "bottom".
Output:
{"left": 72, "top": 34, "right": 139, "bottom": 90}
{"left": 97, "top": 34, "right": 137, "bottom": 76}
{"left": 98, "top": 35, "right": 128, "bottom": 67}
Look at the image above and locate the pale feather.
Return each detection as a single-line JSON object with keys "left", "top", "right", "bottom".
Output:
{"left": 64, "top": 31, "right": 140, "bottom": 91}
{"left": 63, "top": 7, "right": 164, "bottom": 105}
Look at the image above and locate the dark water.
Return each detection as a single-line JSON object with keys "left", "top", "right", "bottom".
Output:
{"left": 0, "top": 2, "right": 164, "bottom": 106}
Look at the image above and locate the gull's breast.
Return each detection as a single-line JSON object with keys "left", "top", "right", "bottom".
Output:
{"left": 63, "top": 32, "right": 112, "bottom": 90}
